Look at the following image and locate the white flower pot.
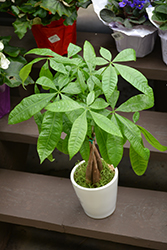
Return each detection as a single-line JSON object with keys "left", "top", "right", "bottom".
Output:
{"left": 158, "top": 30, "right": 167, "bottom": 65}
{"left": 111, "top": 25, "right": 157, "bottom": 58}
{"left": 70, "top": 160, "right": 118, "bottom": 219}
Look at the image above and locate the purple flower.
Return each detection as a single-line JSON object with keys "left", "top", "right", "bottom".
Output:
{"left": 119, "top": 0, "right": 130, "bottom": 7}
{"left": 131, "top": 0, "right": 146, "bottom": 10}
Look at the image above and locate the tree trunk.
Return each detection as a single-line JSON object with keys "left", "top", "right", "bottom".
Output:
{"left": 86, "top": 139, "right": 103, "bottom": 185}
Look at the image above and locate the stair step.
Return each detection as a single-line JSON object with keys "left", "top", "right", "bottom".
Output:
{"left": 0, "top": 168, "right": 166, "bottom": 250}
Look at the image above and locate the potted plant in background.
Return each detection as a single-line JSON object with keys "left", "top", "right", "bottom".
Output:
{"left": 146, "top": 1, "right": 167, "bottom": 64}
{"left": 0, "top": 35, "right": 31, "bottom": 118}
{"left": 8, "top": 41, "right": 167, "bottom": 218}
{"left": 0, "top": 0, "right": 91, "bottom": 55}
{"left": 91, "top": 0, "right": 157, "bottom": 57}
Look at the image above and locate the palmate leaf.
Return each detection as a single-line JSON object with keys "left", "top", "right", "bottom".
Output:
{"left": 19, "top": 57, "right": 47, "bottom": 83}
{"left": 130, "top": 145, "right": 149, "bottom": 176}
{"left": 100, "top": 47, "right": 112, "bottom": 61}
{"left": 89, "top": 98, "right": 109, "bottom": 110}
{"left": 83, "top": 41, "right": 96, "bottom": 72}
{"left": 46, "top": 98, "right": 83, "bottom": 112}
{"left": 79, "top": 137, "right": 90, "bottom": 162}
{"left": 68, "top": 110, "right": 88, "bottom": 159}
{"left": 87, "top": 91, "right": 95, "bottom": 106}
{"left": 113, "top": 63, "right": 152, "bottom": 95}
{"left": 138, "top": 125, "right": 167, "bottom": 152}
{"left": 36, "top": 76, "right": 58, "bottom": 90}
{"left": 8, "top": 93, "right": 56, "bottom": 124}
{"left": 49, "top": 58, "right": 67, "bottom": 74}
{"left": 37, "top": 111, "right": 62, "bottom": 163}
{"left": 62, "top": 81, "right": 82, "bottom": 94}
{"left": 107, "top": 133, "right": 124, "bottom": 167}
{"left": 116, "top": 94, "right": 154, "bottom": 112}
{"left": 89, "top": 110, "right": 122, "bottom": 138}
{"left": 39, "top": 61, "right": 53, "bottom": 80}
{"left": 115, "top": 113, "right": 150, "bottom": 161}
{"left": 113, "top": 48, "right": 136, "bottom": 62}
{"left": 102, "top": 65, "right": 118, "bottom": 101}
{"left": 95, "top": 126, "right": 111, "bottom": 164}
{"left": 68, "top": 43, "right": 82, "bottom": 58}
{"left": 56, "top": 136, "right": 69, "bottom": 155}
{"left": 108, "top": 89, "right": 120, "bottom": 110}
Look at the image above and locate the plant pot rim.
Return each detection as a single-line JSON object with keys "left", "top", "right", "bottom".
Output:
{"left": 70, "top": 160, "right": 118, "bottom": 192}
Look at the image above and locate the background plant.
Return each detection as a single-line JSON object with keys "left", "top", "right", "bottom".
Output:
{"left": 0, "top": 35, "right": 32, "bottom": 87}
{"left": 8, "top": 41, "right": 167, "bottom": 185}
{"left": 0, "top": 0, "right": 92, "bottom": 39}
{"left": 100, "top": 0, "right": 151, "bottom": 28}
{"left": 151, "top": 0, "right": 167, "bottom": 30}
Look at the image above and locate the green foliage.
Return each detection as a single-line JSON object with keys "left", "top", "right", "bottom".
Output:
{"left": 8, "top": 41, "right": 167, "bottom": 175}
{"left": 0, "top": 36, "right": 32, "bottom": 87}
{"left": 0, "top": 0, "right": 92, "bottom": 39}
{"left": 152, "top": 0, "right": 167, "bottom": 30}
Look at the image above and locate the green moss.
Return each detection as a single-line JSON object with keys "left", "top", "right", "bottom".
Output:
{"left": 74, "top": 159, "right": 115, "bottom": 188}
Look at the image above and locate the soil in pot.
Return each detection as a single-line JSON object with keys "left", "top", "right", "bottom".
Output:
{"left": 74, "top": 159, "right": 115, "bottom": 188}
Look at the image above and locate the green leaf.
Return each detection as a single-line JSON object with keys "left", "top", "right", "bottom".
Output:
{"left": 13, "top": 17, "right": 32, "bottom": 39}
{"left": 19, "top": 57, "right": 46, "bottom": 83}
{"left": 56, "top": 136, "right": 69, "bottom": 155}
{"left": 77, "top": 69, "right": 87, "bottom": 92}
{"left": 89, "top": 98, "right": 109, "bottom": 110}
{"left": 79, "top": 137, "right": 90, "bottom": 162}
{"left": 95, "top": 57, "right": 108, "bottom": 66}
{"left": 46, "top": 99, "right": 83, "bottom": 112}
{"left": 90, "top": 110, "right": 122, "bottom": 138}
{"left": 62, "top": 82, "right": 82, "bottom": 94}
{"left": 133, "top": 112, "right": 140, "bottom": 123}
{"left": 87, "top": 91, "right": 95, "bottom": 106}
{"left": 5, "top": 61, "right": 33, "bottom": 87}
{"left": 68, "top": 43, "right": 82, "bottom": 58}
{"left": 113, "top": 63, "right": 152, "bottom": 95}
{"left": 4, "top": 45, "right": 20, "bottom": 57}
{"left": 100, "top": 47, "right": 112, "bottom": 61}
{"left": 37, "top": 111, "right": 62, "bottom": 163}
{"left": 34, "top": 111, "right": 44, "bottom": 133}
{"left": 138, "top": 125, "right": 167, "bottom": 152}
{"left": 87, "top": 75, "right": 102, "bottom": 91}
{"left": 83, "top": 40, "right": 96, "bottom": 71}
{"left": 130, "top": 145, "right": 149, "bottom": 176}
{"left": 116, "top": 94, "right": 154, "bottom": 112}
{"left": 50, "top": 58, "right": 67, "bottom": 74}
{"left": 102, "top": 65, "right": 118, "bottom": 101}
{"left": 95, "top": 126, "right": 110, "bottom": 163}
{"left": 8, "top": 93, "right": 56, "bottom": 124}
{"left": 108, "top": 90, "right": 120, "bottom": 110}
{"left": 107, "top": 133, "right": 124, "bottom": 167}
{"left": 68, "top": 111, "right": 88, "bottom": 159}
{"left": 113, "top": 48, "right": 136, "bottom": 62}
{"left": 39, "top": 61, "right": 53, "bottom": 80}
{"left": 115, "top": 113, "right": 150, "bottom": 160}
{"left": 36, "top": 76, "right": 58, "bottom": 90}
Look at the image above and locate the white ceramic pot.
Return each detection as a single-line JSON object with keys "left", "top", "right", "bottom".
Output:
{"left": 70, "top": 160, "right": 118, "bottom": 219}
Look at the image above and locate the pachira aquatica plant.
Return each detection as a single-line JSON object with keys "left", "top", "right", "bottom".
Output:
{"left": 100, "top": 0, "right": 152, "bottom": 28}
{"left": 151, "top": 0, "right": 167, "bottom": 30}
{"left": 0, "top": 0, "right": 91, "bottom": 39}
{"left": 0, "top": 35, "right": 32, "bottom": 87}
{"left": 8, "top": 41, "right": 167, "bottom": 185}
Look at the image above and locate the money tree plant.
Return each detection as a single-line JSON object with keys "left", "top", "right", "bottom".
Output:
{"left": 8, "top": 41, "right": 167, "bottom": 185}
